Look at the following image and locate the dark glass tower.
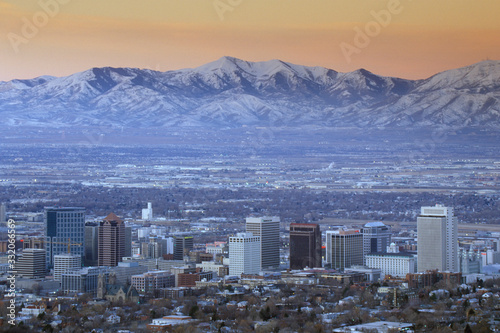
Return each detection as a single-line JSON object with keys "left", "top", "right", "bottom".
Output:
{"left": 45, "top": 207, "right": 85, "bottom": 269}
{"left": 174, "top": 236, "right": 193, "bottom": 261}
{"left": 289, "top": 223, "right": 322, "bottom": 269}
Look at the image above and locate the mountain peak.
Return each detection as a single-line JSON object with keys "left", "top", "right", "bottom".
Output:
{"left": 194, "top": 56, "right": 333, "bottom": 82}
{"left": 196, "top": 56, "right": 247, "bottom": 73}
{"left": 417, "top": 60, "right": 500, "bottom": 92}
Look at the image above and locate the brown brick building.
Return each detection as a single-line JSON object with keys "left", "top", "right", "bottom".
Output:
{"left": 98, "top": 213, "right": 125, "bottom": 267}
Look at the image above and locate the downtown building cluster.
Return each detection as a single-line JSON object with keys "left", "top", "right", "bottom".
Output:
{"left": 7, "top": 202, "right": 500, "bottom": 302}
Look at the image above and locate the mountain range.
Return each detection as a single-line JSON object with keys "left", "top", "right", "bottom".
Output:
{"left": 1, "top": 56, "right": 500, "bottom": 130}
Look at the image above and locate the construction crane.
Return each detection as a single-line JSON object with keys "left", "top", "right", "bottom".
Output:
{"left": 49, "top": 238, "right": 82, "bottom": 254}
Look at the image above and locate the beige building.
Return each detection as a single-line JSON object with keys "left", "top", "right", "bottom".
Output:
{"left": 417, "top": 205, "right": 458, "bottom": 272}
{"left": 326, "top": 229, "right": 363, "bottom": 271}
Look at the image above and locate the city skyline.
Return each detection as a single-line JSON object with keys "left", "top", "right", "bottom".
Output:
{"left": 2, "top": 0, "right": 500, "bottom": 81}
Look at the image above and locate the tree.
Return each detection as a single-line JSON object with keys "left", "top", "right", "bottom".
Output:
{"left": 189, "top": 305, "right": 199, "bottom": 318}
{"left": 259, "top": 306, "right": 272, "bottom": 321}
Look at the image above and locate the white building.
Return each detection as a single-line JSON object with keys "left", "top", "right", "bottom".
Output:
{"left": 107, "top": 314, "right": 121, "bottom": 324}
{"left": 365, "top": 252, "right": 415, "bottom": 278}
{"left": 142, "top": 202, "right": 153, "bottom": 221}
{"left": 229, "top": 232, "right": 261, "bottom": 276}
{"left": 206, "top": 241, "right": 226, "bottom": 255}
{"left": 19, "top": 305, "right": 45, "bottom": 318}
{"left": 417, "top": 205, "right": 458, "bottom": 272}
{"left": 246, "top": 217, "right": 280, "bottom": 270}
{"left": 332, "top": 321, "right": 414, "bottom": 332}
{"left": 196, "top": 261, "right": 227, "bottom": 277}
{"left": 137, "top": 227, "right": 151, "bottom": 239}
{"left": 54, "top": 254, "right": 81, "bottom": 281}
{"left": 148, "top": 315, "right": 192, "bottom": 331}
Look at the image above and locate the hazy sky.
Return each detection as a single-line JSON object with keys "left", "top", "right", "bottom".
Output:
{"left": 2, "top": 0, "right": 500, "bottom": 81}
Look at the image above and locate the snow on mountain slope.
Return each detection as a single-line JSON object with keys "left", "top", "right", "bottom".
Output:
{"left": 0, "top": 57, "right": 499, "bottom": 130}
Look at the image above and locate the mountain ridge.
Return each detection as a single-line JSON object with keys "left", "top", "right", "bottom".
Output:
{"left": 1, "top": 57, "right": 499, "bottom": 130}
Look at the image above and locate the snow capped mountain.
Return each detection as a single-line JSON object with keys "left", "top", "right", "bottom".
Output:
{"left": 1, "top": 57, "right": 499, "bottom": 130}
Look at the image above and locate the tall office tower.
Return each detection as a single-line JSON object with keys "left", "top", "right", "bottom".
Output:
{"left": 98, "top": 213, "right": 125, "bottom": 267}
{"left": 142, "top": 202, "right": 153, "bottom": 220}
{"left": 162, "top": 237, "right": 174, "bottom": 255}
{"left": 289, "top": 223, "right": 322, "bottom": 269}
{"left": 229, "top": 232, "right": 261, "bottom": 276}
{"left": 141, "top": 236, "right": 163, "bottom": 259}
{"left": 44, "top": 207, "right": 85, "bottom": 269}
{"left": 246, "top": 216, "right": 280, "bottom": 270}
{"left": 16, "top": 249, "right": 46, "bottom": 279}
{"left": 417, "top": 205, "right": 458, "bottom": 272}
{"left": 326, "top": 229, "right": 363, "bottom": 271}
{"left": 84, "top": 223, "right": 99, "bottom": 266}
{"left": 124, "top": 226, "right": 132, "bottom": 257}
{"left": 54, "top": 254, "right": 81, "bottom": 281}
{"left": 173, "top": 236, "right": 194, "bottom": 260}
{"left": 0, "top": 203, "right": 6, "bottom": 223}
{"left": 362, "top": 222, "right": 391, "bottom": 258}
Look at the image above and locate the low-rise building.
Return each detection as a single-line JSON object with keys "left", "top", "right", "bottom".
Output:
{"left": 147, "top": 315, "right": 192, "bottom": 332}
{"left": 195, "top": 261, "right": 228, "bottom": 278}
{"left": 178, "top": 271, "right": 215, "bottom": 287}
{"left": 344, "top": 265, "right": 382, "bottom": 282}
{"left": 365, "top": 252, "right": 415, "bottom": 278}
{"left": 332, "top": 321, "right": 414, "bottom": 332}
{"left": 61, "top": 267, "right": 109, "bottom": 295}
{"left": 406, "top": 270, "right": 462, "bottom": 289}
{"left": 131, "top": 271, "right": 175, "bottom": 293}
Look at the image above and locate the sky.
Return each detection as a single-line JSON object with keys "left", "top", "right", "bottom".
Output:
{"left": 1, "top": 0, "right": 500, "bottom": 81}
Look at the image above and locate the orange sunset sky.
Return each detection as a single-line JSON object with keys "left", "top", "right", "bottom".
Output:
{"left": 1, "top": 0, "right": 500, "bottom": 81}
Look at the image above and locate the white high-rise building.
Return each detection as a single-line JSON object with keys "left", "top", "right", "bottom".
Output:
{"left": 229, "top": 232, "right": 261, "bottom": 276}
{"left": 142, "top": 202, "right": 153, "bottom": 220}
{"left": 246, "top": 216, "right": 280, "bottom": 270}
{"left": 54, "top": 254, "right": 81, "bottom": 281}
{"left": 417, "top": 205, "right": 458, "bottom": 272}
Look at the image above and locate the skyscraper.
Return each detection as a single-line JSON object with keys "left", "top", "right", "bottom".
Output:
{"left": 124, "top": 226, "right": 132, "bottom": 257}
{"left": 16, "top": 249, "right": 46, "bottom": 279}
{"left": 98, "top": 213, "right": 125, "bottom": 267}
{"left": 174, "top": 236, "right": 194, "bottom": 261}
{"left": 142, "top": 236, "right": 163, "bottom": 259}
{"left": 229, "top": 232, "right": 261, "bottom": 276}
{"left": 326, "top": 229, "right": 363, "bottom": 271}
{"left": 289, "top": 223, "right": 322, "bottom": 269}
{"left": 417, "top": 205, "right": 458, "bottom": 272}
{"left": 84, "top": 223, "right": 99, "bottom": 266}
{"left": 362, "top": 222, "right": 391, "bottom": 258}
{"left": 45, "top": 207, "right": 85, "bottom": 269}
{"left": 246, "top": 216, "right": 280, "bottom": 270}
